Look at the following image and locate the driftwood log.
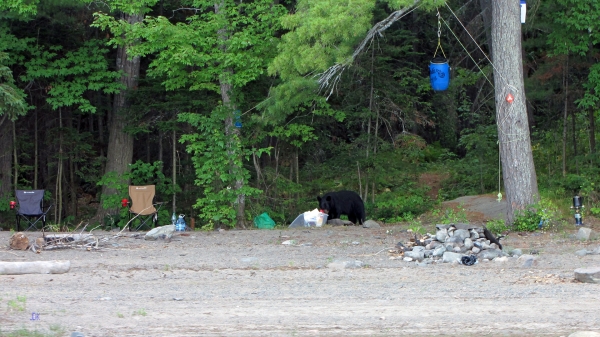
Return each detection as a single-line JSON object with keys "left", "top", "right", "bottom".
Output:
{"left": 0, "top": 260, "right": 71, "bottom": 275}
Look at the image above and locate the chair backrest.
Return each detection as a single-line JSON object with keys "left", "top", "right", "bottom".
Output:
{"left": 15, "top": 190, "right": 45, "bottom": 215}
{"left": 128, "top": 185, "right": 157, "bottom": 215}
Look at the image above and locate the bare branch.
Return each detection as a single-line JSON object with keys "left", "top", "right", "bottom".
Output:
{"left": 316, "top": 0, "right": 422, "bottom": 99}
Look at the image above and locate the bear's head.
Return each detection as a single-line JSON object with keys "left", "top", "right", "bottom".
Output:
{"left": 317, "top": 195, "right": 333, "bottom": 214}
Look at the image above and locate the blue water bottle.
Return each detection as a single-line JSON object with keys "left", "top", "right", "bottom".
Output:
{"left": 176, "top": 214, "right": 186, "bottom": 231}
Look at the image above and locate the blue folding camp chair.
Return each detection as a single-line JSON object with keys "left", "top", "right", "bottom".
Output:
{"left": 13, "top": 190, "right": 52, "bottom": 231}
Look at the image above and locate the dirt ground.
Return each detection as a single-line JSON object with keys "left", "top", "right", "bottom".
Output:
{"left": 1, "top": 196, "right": 600, "bottom": 337}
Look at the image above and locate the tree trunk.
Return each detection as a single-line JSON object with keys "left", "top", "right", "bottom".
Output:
{"left": 572, "top": 103, "right": 578, "bottom": 174}
{"left": 215, "top": 1, "right": 245, "bottom": 228}
{"left": 0, "top": 117, "right": 13, "bottom": 200}
{"left": 12, "top": 120, "right": 18, "bottom": 190}
{"left": 55, "top": 108, "right": 64, "bottom": 225}
{"left": 34, "top": 110, "right": 38, "bottom": 189}
{"left": 479, "top": 0, "right": 493, "bottom": 56}
{"left": 589, "top": 108, "right": 596, "bottom": 159}
{"left": 95, "top": 13, "right": 142, "bottom": 219}
{"left": 220, "top": 78, "right": 245, "bottom": 228}
{"left": 491, "top": 1, "right": 539, "bottom": 225}
{"left": 172, "top": 128, "right": 176, "bottom": 214}
{"left": 562, "top": 55, "right": 568, "bottom": 177}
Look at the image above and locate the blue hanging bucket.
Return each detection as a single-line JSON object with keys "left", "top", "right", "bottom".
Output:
{"left": 429, "top": 57, "right": 450, "bottom": 91}
{"left": 234, "top": 109, "right": 242, "bottom": 128}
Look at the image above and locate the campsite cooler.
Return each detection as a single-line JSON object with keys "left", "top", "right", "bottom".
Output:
{"left": 289, "top": 210, "right": 328, "bottom": 228}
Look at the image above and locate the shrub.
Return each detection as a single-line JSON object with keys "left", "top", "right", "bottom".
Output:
{"left": 486, "top": 218, "right": 508, "bottom": 236}
{"left": 511, "top": 198, "right": 564, "bottom": 232}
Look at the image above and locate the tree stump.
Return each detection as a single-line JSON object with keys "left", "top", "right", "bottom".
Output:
{"left": 9, "top": 232, "right": 29, "bottom": 250}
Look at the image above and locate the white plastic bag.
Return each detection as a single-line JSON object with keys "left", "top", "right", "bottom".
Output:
{"left": 289, "top": 209, "right": 328, "bottom": 228}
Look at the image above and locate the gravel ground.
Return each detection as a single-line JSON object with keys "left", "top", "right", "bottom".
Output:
{"left": 1, "top": 223, "right": 600, "bottom": 337}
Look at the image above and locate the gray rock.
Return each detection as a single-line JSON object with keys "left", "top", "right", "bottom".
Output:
{"left": 479, "top": 248, "right": 503, "bottom": 260}
{"left": 576, "top": 227, "right": 593, "bottom": 241}
{"left": 445, "top": 236, "right": 464, "bottom": 244}
{"left": 144, "top": 225, "right": 176, "bottom": 241}
{"left": 424, "top": 250, "right": 433, "bottom": 258}
{"left": 593, "top": 246, "right": 600, "bottom": 255}
{"left": 471, "top": 247, "right": 480, "bottom": 254}
{"left": 518, "top": 254, "right": 537, "bottom": 268}
{"left": 442, "top": 252, "right": 464, "bottom": 263}
{"left": 429, "top": 241, "right": 441, "bottom": 249}
{"left": 362, "top": 220, "right": 380, "bottom": 228}
{"left": 568, "top": 331, "right": 600, "bottom": 337}
{"left": 453, "top": 229, "right": 470, "bottom": 241}
{"left": 403, "top": 257, "right": 413, "bottom": 262}
{"left": 327, "top": 219, "right": 346, "bottom": 226}
{"left": 463, "top": 238, "right": 474, "bottom": 250}
{"left": 490, "top": 243, "right": 499, "bottom": 250}
{"left": 469, "top": 229, "right": 479, "bottom": 240}
{"left": 494, "top": 256, "right": 509, "bottom": 262}
{"left": 327, "top": 260, "right": 364, "bottom": 270}
{"left": 412, "top": 246, "right": 426, "bottom": 252}
{"left": 445, "top": 243, "right": 454, "bottom": 252}
{"left": 71, "top": 333, "right": 85, "bottom": 337}
{"left": 435, "top": 228, "right": 448, "bottom": 242}
{"left": 574, "top": 266, "right": 600, "bottom": 283}
{"left": 511, "top": 249, "right": 523, "bottom": 257}
{"left": 404, "top": 250, "right": 425, "bottom": 262}
{"left": 481, "top": 241, "right": 491, "bottom": 250}
{"left": 575, "top": 249, "right": 590, "bottom": 257}
{"left": 436, "top": 223, "right": 478, "bottom": 231}
{"left": 433, "top": 245, "right": 447, "bottom": 257}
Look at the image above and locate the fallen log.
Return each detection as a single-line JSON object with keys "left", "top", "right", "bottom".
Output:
{"left": 0, "top": 260, "right": 70, "bottom": 275}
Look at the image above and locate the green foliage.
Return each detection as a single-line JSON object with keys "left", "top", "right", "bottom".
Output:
{"left": 577, "top": 63, "right": 600, "bottom": 110}
{"left": 369, "top": 192, "right": 432, "bottom": 223}
{"left": 513, "top": 207, "right": 540, "bottom": 232}
{"left": 180, "top": 107, "right": 265, "bottom": 228}
{"left": 269, "top": 0, "right": 375, "bottom": 79}
{"left": 97, "top": 160, "right": 176, "bottom": 228}
{"left": 93, "top": 0, "right": 286, "bottom": 92}
{"left": 133, "top": 308, "right": 147, "bottom": 316}
{"left": 0, "top": 0, "right": 39, "bottom": 19}
{"left": 408, "top": 219, "right": 427, "bottom": 235}
{"left": 0, "top": 52, "right": 29, "bottom": 119}
{"left": 0, "top": 328, "right": 65, "bottom": 337}
{"left": 436, "top": 205, "right": 468, "bottom": 224}
{"left": 547, "top": 0, "right": 600, "bottom": 56}
{"left": 512, "top": 198, "right": 564, "bottom": 232}
{"left": 22, "top": 40, "right": 122, "bottom": 113}
{"left": 486, "top": 218, "right": 508, "bottom": 236}
{"left": 7, "top": 295, "right": 26, "bottom": 312}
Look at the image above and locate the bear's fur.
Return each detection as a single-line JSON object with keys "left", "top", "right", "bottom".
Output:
{"left": 317, "top": 190, "right": 365, "bottom": 225}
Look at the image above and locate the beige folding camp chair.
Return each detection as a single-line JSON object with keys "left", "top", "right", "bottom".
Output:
{"left": 127, "top": 185, "right": 162, "bottom": 231}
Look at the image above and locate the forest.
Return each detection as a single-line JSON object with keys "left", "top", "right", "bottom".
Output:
{"left": 0, "top": 0, "right": 598, "bottom": 231}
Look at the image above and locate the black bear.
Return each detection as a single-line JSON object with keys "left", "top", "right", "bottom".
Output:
{"left": 317, "top": 190, "right": 365, "bottom": 225}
